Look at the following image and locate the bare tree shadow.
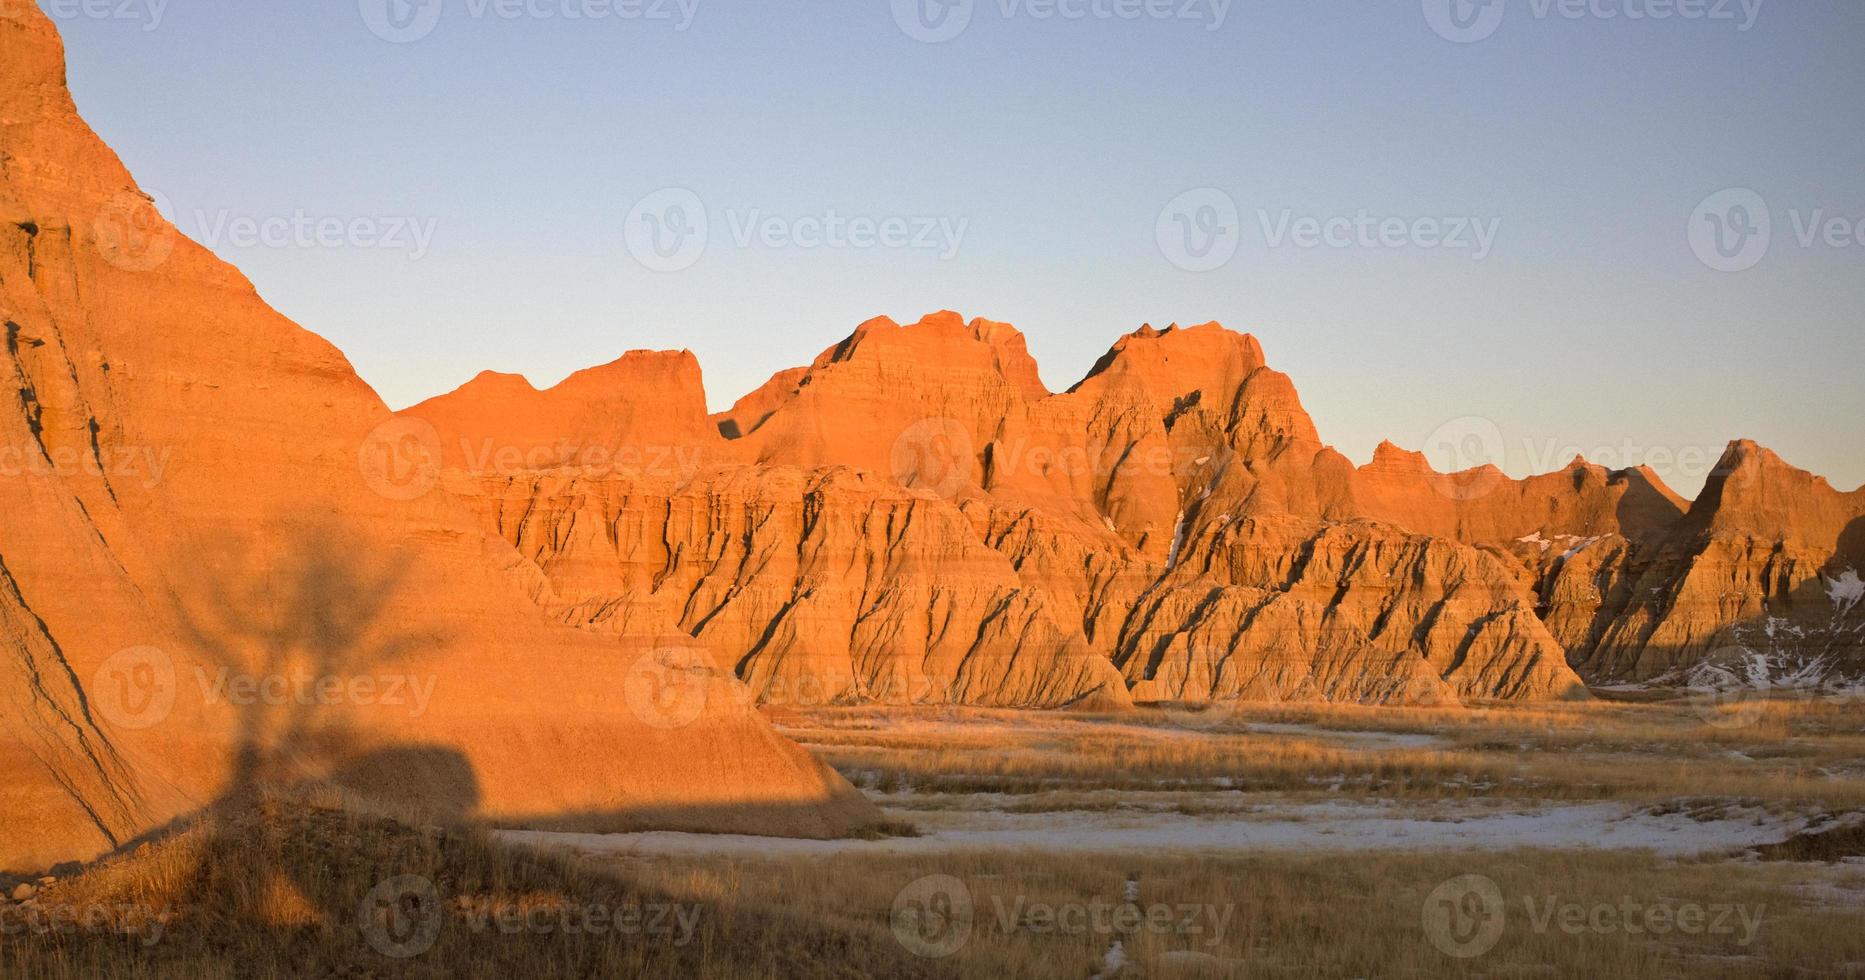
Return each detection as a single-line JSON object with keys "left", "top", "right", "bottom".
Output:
{"left": 158, "top": 523, "right": 477, "bottom": 969}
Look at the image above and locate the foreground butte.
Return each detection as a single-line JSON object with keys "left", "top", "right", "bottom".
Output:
{"left": 401, "top": 310, "right": 1861, "bottom": 709}
{"left": 0, "top": 7, "right": 878, "bottom": 874}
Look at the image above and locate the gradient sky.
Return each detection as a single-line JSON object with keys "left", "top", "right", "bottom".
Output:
{"left": 44, "top": 0, "right": 1864, "bottom": 497}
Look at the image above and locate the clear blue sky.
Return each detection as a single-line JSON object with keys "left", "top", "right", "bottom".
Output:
{"left": 45, "top": 0, "right": 1865, "bottom": 496}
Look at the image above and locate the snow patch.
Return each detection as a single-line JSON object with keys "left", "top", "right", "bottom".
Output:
{"left": 1165, "top": 511, "right": 1188, "bottom": 569}
{"left": 501, "top": 799, "right": 1811, "bottom": 859}
{"left": 1827, "top": 569, "right": 1863, "bottom": 614}
{"left": 1558, "top": 535, "right": 1603, "bottom": 561}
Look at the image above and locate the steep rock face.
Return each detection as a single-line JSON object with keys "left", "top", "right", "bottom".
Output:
{"left": 1120, "top": 517, "right": 1583, "bottom": 704}
{"left": 1081, "top": 331, "right": 1583, "bottom": 704}
{"left": 1351, "top": 448, "right": 1694, "bottom": 664}
{"left": 0, "top": 8, "right": 876, "bottom": 872}
{"left": 442, "top": 464, "right": 1132, "bottom": 709}
{"left": 1578, "top": 442, "right": 1865, "bottom": 682}
{"left": 413, "top": 317, "right": 1593, "bottom": 707}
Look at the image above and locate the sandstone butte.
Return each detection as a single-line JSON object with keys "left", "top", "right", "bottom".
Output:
{"left": 399, "top": 308, "right": 1865, "bottom": 712}
{"left": 0, "top": 7, "right": 880, "bottom": 874}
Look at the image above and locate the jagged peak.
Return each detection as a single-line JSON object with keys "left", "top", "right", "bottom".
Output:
{"left": 1703, "top": 438, "right": 1851, "bottom": 496}
{"left": 1071, "top": 320, "right": 1267, "bottom": 397}
{"left": 1680, "top": 438, "right": 1862, "bottom": 543}
{"left": 1369, "top": 440, "right": 1429, "bottom": 468}
{"left": 803, "top": 311, "right": 1047, "bottom": 398}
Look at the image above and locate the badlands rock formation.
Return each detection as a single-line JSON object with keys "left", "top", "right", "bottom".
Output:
{"left": 0, "top": 7, "right": 877, "bottom": 873}
{"left": 1572, "top": 442, "right": 1865, "bottom": 683}
{"left": 408, "top": 317, "right": 1595, "bottom": 708}
{"left": 411, "top": 310, "right": 1863, "bottom": 702}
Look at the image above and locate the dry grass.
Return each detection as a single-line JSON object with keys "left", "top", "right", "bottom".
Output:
{"left": 7, "top": 695, "right": 1862, "bottom": 977}
{"left": 11, "top": 793, "right": 1863, "bottom": 978}
{"left": 782, "top": 695, "right": 1865, "bottom": 811}
{"left": 0, "top": 793, "right": 957, "bottom": 980}
{"left": 605, "top": 845, "right": 1865, "bottom": 978}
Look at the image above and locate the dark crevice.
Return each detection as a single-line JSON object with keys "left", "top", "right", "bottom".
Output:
{"left": 0, "top": 549, "right": 137, "bottom": 827}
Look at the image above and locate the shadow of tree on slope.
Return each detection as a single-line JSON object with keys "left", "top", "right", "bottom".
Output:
{"left": 0, "top": 526, "right": 959, "bottom": 979}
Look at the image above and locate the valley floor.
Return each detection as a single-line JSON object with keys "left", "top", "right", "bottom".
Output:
{"left": 511, "top": 696, "right": 1865, "bottom": 977}
{"left": 4, "top": 694, "right": 1862, "bottom": 978}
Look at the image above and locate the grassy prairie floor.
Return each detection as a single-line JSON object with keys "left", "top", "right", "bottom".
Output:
{"left": 4, "top": 694, "right": 1862, "bottom": 977}
{"left": 781, "top": 695, "right": 1865, "bottom": 812}
{"left": 6, "top": 797, "right": 1863, "bottom": 979}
